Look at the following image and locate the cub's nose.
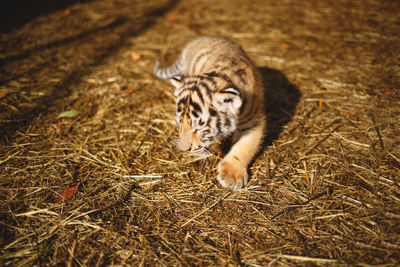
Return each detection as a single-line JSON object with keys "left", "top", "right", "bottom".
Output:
{"left": 179, "top": 141, "right": 191, "bottom": 152}
{"left": 179, "top": 127, "right": 192, "bottom": 151}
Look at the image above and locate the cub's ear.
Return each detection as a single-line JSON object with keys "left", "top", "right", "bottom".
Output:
{"left": 213, "top": 87, "right": 242, "bottom": 114}
{"left": 170, "top": 76, "right": 183, "bottom": 88}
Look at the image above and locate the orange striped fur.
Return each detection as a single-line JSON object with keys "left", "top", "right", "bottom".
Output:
{"left": 154, "top": 36, "right": 265, "bottom": 189}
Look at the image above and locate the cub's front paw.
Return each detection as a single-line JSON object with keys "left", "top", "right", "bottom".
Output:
{"left": 217, "top": 159, "right": 248, "bottom": 189}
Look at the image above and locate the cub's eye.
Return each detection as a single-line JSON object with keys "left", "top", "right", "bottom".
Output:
{"left": 193, "top": 129, "right": 203, "bottom": 134}
{"left": 193, "top": 127, "right": 209, "bottom": 134}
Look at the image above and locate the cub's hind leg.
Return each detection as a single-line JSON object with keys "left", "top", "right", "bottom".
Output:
{"left": 217, "top": 121, "right": 265, "bottom": 189}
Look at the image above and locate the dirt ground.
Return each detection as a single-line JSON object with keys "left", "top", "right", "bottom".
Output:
{"left": 1, "top": 0, "right": 399, "bottom": 266}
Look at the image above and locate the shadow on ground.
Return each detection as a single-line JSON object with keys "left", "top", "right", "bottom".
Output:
{"left": 0, "top": 17, "right": 127, "bottom": 66}
{"left": 220, "top": 67, "right": 300, "bottom": 170}
{"left": 0, "top": 0, "right": 180, "bottom": 143}
{"left": 0, "top": 0, "right": 94, "bottom": 33}
{"left": 240, "top": 67, "right": 300, "bottom": 177}
{"left": 259, "top": 67, "right": 301, "bottom": 147}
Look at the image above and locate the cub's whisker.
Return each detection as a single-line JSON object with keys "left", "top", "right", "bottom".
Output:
{"left": 170, "top": 137, "right": 180, "bottom": 149}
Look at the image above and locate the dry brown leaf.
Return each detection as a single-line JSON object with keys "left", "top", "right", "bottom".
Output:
{"left": 0, "top": 91, "right": 8, "bottom": 99}
{"left": 121, "top": 88, "right": 136, "bottom": 94}
{"left": 280, "top": 43, "right": 291, "bottom": 50}
{"left": 55, "top": 120, "right": 62, "bottom": 135}
{"left": 342, "top": 111, "right": 355, "bottom": 117}
{"left": 167, "top": 16, "right": 178, "bottom": 22}
{"left": 55, "top": 182, "right": 81, "bottom": 202}
{"left": 92, "top": 50, "right": 104, "bottom": 57}
{"left": 308, "top": 224, "right": 317, "bottom": 236}
{"left": 382, "top": 91, "right": 393, "bottom": 97}
{"left": 64, "top": 8, "right": 71, "bottom": 16}
{"left": 86, "top": 83, "right": 95, "bottom": 89}
{"left": 130, "top": 52, "right": 141, "bottom": 61}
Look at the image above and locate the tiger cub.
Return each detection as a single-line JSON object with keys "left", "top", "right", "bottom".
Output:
{"left": 154, "top": 36, "right": 265, "bottom": 189}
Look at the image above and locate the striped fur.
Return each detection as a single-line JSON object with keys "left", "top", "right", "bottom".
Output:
{"left": 154, "top": 36, "right": 265, "bottom": 189}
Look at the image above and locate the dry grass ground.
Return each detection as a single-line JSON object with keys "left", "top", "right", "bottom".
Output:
{"left": 1, "top": 0, "right": 399, "bottom": 266}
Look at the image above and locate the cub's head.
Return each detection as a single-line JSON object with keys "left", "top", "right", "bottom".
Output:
{"left": 170, "top": 74, "right": 242, "bottom": 155}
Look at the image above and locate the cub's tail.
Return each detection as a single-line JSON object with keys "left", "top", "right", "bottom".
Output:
{"left": 153, "top": 57, "right": 184, "bottom": 79}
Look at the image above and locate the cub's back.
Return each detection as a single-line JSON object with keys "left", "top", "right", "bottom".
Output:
{"left": 181, "top": 36, "right": 249, "bottom": 76}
